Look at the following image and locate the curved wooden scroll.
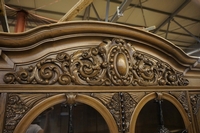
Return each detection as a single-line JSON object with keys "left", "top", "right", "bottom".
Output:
{"left": 0, "top": 21, "right": 199, "bottom": 133}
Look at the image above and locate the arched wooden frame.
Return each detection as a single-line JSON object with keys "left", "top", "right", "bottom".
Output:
{"left": 14, "top": 93, "right": 118, "bottom": 133}
{"left": 129, "top": 92, "right": 192, "bottom": 133}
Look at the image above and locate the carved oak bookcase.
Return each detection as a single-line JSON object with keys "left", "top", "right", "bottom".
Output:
{"left": 0, "top": 21, "right": 200, "bottom": 133}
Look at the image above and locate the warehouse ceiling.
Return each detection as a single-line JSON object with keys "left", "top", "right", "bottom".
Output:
{"left": 0, "top": 0, "right": 200, "bottom": 56}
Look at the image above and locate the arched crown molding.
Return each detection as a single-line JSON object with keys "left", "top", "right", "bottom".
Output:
{"left": 0, "top": 21, "right": 200, "bottom": 78}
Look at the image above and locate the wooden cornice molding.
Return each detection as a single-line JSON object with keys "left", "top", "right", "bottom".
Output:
{"left": 1, "top": 85, "right": 200, "bottom": 92}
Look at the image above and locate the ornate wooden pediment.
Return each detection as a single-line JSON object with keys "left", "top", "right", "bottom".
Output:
{"left": 3, "top": 38, "right": 188, "bottom": 86}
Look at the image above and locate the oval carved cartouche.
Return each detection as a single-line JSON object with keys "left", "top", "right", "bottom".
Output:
{"left": 116, "top": 53, "right": 127, "bottom": 76}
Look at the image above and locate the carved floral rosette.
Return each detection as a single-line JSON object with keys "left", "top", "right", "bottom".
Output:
{"left": 3, "top": 38, "right": 189, "bottom": 86}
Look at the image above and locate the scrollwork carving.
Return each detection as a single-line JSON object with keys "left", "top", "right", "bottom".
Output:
{"left": 4, "top": 38, "right": 189, "bottom": 86}
{"left": 131, "top": 52, "right": 188, "bottom": 86}
{"left": 3, "top": 93, "right": 53, "bottom": 133}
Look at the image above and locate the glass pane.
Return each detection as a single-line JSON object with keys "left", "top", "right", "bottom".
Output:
{"left": 135, "top": 99, "right": 185, "bottom": 133}
{"left": 26, "top": 103, "right": 109, "bottom": 133}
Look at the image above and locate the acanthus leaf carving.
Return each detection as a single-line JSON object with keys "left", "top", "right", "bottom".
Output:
{"left": 3, "top": 38, "right": 189, "bottom": 86}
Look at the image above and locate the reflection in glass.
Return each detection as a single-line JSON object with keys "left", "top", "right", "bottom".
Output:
{"left": 27, "top": 103, "right": 109, "bottom": 133}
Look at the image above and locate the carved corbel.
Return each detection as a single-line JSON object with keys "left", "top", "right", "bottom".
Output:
{"left": 65, "top": 93, "right": 77, "bottom": 105}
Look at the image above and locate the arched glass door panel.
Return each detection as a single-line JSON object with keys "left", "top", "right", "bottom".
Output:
{"left": 135, "top": 99, "right": 185, "bottom": 133}
{"left": 26, "top": 102, "right": 109, "bottom": 133}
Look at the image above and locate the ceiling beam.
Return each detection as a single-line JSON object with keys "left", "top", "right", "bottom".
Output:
{"left": 5, "top": 13, "right": 199, "bottom": 40}
{"left": 105, "top": 0, "right": 110, "bottom": 22}
{"left": 184, "top": 42, "right": 200, "bottom": 55}
{"left": 168, "top": 39, "right": 194, "bottom": 44}
{"left": 187, "top": 49, "right": 200, "bottom": 55}
{"left": 172, "top": 19, "right": 200, "bottom": 43}
{"left": 110, "top": 0, "right": 133, "bottom": 22}
{"left": 83, "top": 4, "right": 91, "bottom": 20}
{"left": 165, "top": 20, "right": 171, "bottom": 39}
{"left": 58, "top": 0, "right": 93, "bottom": 22}
{"left": 109, "top": 0, "right": 199, "bottom": 23}
{"left": 0, "top": 0, "right": 9, "bottom": 32}
{"left": 154, "top": 0, "right": 191, "bottom": 33}
{"left": 115, "top": 20, "right": 199, "bottom": 38}
{"left": 7, "top": 2, "right": 200, "bottom": 23}
{"left": 91, "top": 3, "right": 101, "bottom": 21}
{"left": 158, "top": 29, "right": 199, "bottom": 38}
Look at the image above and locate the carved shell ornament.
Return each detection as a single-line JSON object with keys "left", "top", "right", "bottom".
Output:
{"left": 3, "top": 38, "right": 189, "bottom": 86}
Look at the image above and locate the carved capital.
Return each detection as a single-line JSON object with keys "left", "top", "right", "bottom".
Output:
{"left": 65, "top": 93, "right": 77, "bottom": 105}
